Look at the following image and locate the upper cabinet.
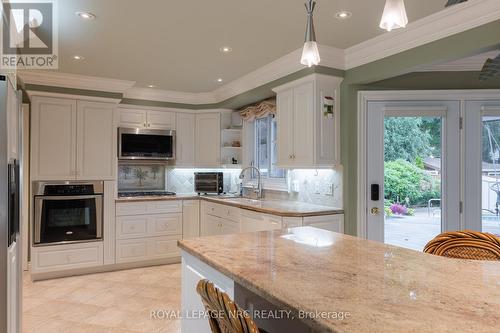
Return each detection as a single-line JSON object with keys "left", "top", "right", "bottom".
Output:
{"left": 31, "top": 96, "right": 116, "bottom": 181}
{"left": 195, "top": 113, "right": 221, "bottom": 167}
{"left": 273, "top": 74, "right": 342, "bottom": 168}
{"left": 118, "top": 108, "right": 175, "bottom": 129}
{"left": 176, "top": 113, "right": 195, "bottom": 166}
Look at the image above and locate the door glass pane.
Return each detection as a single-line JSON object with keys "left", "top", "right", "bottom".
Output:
{"left": 384, "top": 116, "right": 442, "bottom": 251}
{"left": 481, "top": 116, "right": 500, "bottom": 236}
{"left": 255, "top": 117, "right": 269, "bottom": 177}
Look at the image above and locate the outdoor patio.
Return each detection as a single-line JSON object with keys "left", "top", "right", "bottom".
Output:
{"left": 385, "top": 208, "right": 500, "bottom": 251}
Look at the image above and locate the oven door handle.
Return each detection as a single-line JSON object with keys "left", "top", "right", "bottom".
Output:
{"left": 35, "top": 194, "right": 102, "bottom": 201}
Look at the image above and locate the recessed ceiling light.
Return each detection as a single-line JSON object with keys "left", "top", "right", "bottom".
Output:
{"left": 219, "top": 46, "right": 232, "bottom": 53}
{"left": 335, "top": 10, "right": 352, "bottom": 19}
{"left": 76, "top": 11, "right": 96, "bottom": 20}
{"left": 72, "top": 55, "right": 84, "bottom": 60}
{"left": 147, "top": 84, "right": 156, "bottom": 88}
{"left": 217, "top": 78, "right": 223, "bottom": 83}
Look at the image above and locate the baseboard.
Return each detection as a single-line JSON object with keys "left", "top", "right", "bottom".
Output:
{"left": 29, "top": 257, "right": 181, "bottom": 281}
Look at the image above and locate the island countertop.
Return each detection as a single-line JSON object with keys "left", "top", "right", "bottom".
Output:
{"left": 178, "top": 227, "right": 500, "bottom": 333}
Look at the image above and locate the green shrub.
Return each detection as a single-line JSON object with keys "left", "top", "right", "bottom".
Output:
{"left": 384, "top": 160, "right": 440, "bottom": 206}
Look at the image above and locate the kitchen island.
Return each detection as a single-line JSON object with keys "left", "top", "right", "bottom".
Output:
{"left": 178, "top": 227, "right": 500, "bottom": 333}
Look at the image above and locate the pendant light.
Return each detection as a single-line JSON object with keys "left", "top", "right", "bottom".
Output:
{"left": 300, "top": 0, "right": 320, "bottom": 67}
{"left": 379, "top": 0, "right": 408, "bottom": 32}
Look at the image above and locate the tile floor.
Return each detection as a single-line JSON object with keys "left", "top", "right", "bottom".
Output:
{"left": 23, "top": 264, "right": 182, "bottom": 333}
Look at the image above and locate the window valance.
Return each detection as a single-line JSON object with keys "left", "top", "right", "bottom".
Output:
{"left": 240, "top": 98, "right": 276, "bottom": 122}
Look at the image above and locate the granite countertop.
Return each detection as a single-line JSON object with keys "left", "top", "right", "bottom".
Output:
{"left": 178, "top": 227, "right": 500, "bottom": 333}
{"left": 116, "top": 195, "right": 343, "bottom": 217}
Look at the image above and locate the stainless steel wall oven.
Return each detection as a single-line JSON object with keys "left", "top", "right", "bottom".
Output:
{"left": 33, "top": 181, "right": 103, "bottom": 246}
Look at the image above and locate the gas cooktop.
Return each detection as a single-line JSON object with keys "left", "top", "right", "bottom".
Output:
{"left": 118, "top": 191, "right": 177, "bottom": 198}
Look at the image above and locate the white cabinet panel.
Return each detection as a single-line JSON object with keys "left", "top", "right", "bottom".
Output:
{"left": 116, "top": 201, "right": 182, "bottom": 216}
{"left": 183, "top": 201, "right": 200, "bottom": 239}
{"left": 240, "top": 210, "right": 282, "bottom": 233}
{"left": 76, "top": 101, "right": 115, "bottom": 180}
{"left": 195, "top": 113, "right": 221, "bottom": 167}
{"left": 292, "top": 81, "right": 314, "bottom": 166}
{"left": 147, "top": 200, "right": 183, "bottom": 214}
{"left": 282, "top": 217, "right": 303, "bottom": 229}
{"left": 303, "top": 214, "right": 344, "bottom": 233}
{"left": 148, "top": 110, "right": 175, "bottom": 129}
{"left": 176, "top": 113, "right": 195, "bottom": 166}
{"left": 150, "top": 214, "right": 183, "bottom": 236}
{"left": 201, "top": 214, "right": 222, "bottom": 237}
{"left": 276, "top": 89, "right": 294, "bottom": 166}
{"left": 31, "top": 242, "right": 103, "bottom": 273}
{"left": 116, "top": 215, "right": 148, "bottom": 239}
{"left": 118, "top": 108, "right": 147, "bottom": 128}
{"left": 7, "top": 242, "right": 20, "bottom": 333}
{"left": 116, "top": 236, "right": 180, "bottom": 263}
{"left": 116, "top": 202, "right": 148, "bottom": 216}
{"left": 7, "top": 81, "right": 19, "bottom": 160}
{"left": 31, "top": 97, "right": 77, "bottom": 180}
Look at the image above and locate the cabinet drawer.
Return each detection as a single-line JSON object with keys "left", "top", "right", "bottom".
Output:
{"left": 116, "top": 214, "right": 182, "bottom": 240}
{"left": 150, "top": 214, "right": 182, "bottom": 236}
{"left": 204, "top": 202, "right": 240, "bottom": 222}
{"left": 116, "top": 216, "right": 148, "bottom": 239}
{"left": 303, "top": 214, "right": 344, "bottom": 233}
{"left": 116, "top": 239, "right": 148, "bottom": 262}
{"left": 282, "top": 217, "right": 303, "bottom": 229}
{"left": 116, "top": 201, "right": 182, "bottom": 216}
{"left": 32, "top": 242, "right": 103, "bottom": 273}
{"left": 116, "top": 236, "right": 181, "bottom": 263}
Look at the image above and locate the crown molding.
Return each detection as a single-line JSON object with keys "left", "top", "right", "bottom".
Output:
{"left": 17, "top": 70, "right": 136, "bottom": 93}
{"left": 344, "top": 0, "right": 500, "bottom": 69}
{"left": 419, "top": 50, "right": 500, "bottom": 72}
{"left": 16, "top": 0, "right": 500, "bottom": 106}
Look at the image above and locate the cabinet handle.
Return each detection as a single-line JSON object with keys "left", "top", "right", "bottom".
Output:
{"left": 289, "top": 154, "right": 292, "bottom": 159}
{"left": 143, "top": 122, "right": 147, "bottom": 127}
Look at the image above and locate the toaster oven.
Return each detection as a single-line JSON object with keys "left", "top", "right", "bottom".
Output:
{"left": 194, "top": 172, "right": 224, "bottom": 195}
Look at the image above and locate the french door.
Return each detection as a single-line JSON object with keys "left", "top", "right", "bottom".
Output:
{"left": 366, "top": 101, "right": 461, "bottom": 251}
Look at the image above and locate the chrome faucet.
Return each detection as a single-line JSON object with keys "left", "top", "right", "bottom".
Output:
{"left": 239, "top": 166, "right": 263, "bottom": 199}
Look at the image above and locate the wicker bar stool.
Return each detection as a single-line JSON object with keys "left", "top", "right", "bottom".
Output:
{"left": 197, "top": 279, "right": 267, "bottom": 333}
{"left": 423, "top": 230, "right": 500, "bottom": 260}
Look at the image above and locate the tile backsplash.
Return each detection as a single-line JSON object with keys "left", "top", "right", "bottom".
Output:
{"left": 118, "top": 165, "right": 343, "bottom": 208}
{"left": 118, "top": 164, "right": 166, "bottom": 191}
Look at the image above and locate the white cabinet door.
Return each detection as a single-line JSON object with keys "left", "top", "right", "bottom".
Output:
{"left": 276, "top": 89, "right": 294, "bottom": 167}
{"left": 240, "top": 210, "right": 281, "bottom": 232}
{"left": 148, "top": 110, "right": 175, "bottom": 129}
{"left": 76, "top": 101, "right": 116, "bottom": 180}
{"left": 201, "top": 214, "right": 222, "bottom": 236}
{"left": 7, "top": 81, "right": 19, "bottom": 160}
{"left": 195, "top": 113, "right": 221, "bottom": 167}
{"left": 303, "top": 214, "right": 344, "bottom": 233}
{"left": 292, "top": 81, "right": 314, "bottom": 166}
{"left": 118, "top": 108, "right": 147, "bottom": 128}
{"left": 176, "top": 113, "right": 195, "bottom": 166}
{"left": 31, "top": 97, "right": 77, "bottom": 180}
{"left": 183, "top": 201, "right": 200, "bottom": 239}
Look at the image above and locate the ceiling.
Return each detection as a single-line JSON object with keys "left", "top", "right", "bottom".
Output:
{"left": 55, "top": 0, "right": 450, "bottom": 93}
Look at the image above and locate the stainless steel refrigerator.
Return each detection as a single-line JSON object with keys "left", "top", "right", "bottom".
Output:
{"left": 0, "top": 74, "right": 22, "bottom": 333}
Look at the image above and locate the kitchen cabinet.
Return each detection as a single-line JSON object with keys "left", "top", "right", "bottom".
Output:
{"left": 240, "top": 209, "right": 282, "bottom": 233}
{"left": 7, "top": 241, "right": 20, "bottom": 333}
{"left": 273, "top": 74, "right": 342, "bottom": 168}
{"left": 76, "top": 101, "right": 116, "bottom": 180}
{"left": 303, "top": 214, "right": 344, "bottom": 233}
{"left": 176, "top": 113, "right": 195, "bottom": 166}
{"left": 115, "top": 201, "right": 183, "bottom": 264}
{"left": 118, "top": 108, "right": 175, "bottom": 129}
{"left": 31, "top": 97, "right": 77, "bottom": 180}
{"left": 201, "top": 201, "right": 240, "bottom": 236}
{"left": 183, "top": 200, "right": 200, "bottom": 239}
{"left": 31, "top": 97, "right": 116, "bottom": 180}
{"left": 195, "top": 113, "right": 221, "bottom": 167}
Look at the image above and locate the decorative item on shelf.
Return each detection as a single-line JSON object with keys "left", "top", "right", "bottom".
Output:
{"left": 231, "top": 140, "right": 241, "bottom": 147}
{"left": 323, "top": 96, "right": 335, "bottom": 118}
{"left": 232, "top": 157, "right": 238, "bottom": 165}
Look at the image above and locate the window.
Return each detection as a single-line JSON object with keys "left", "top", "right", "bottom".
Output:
{"left": 254, "top": 115, "right": 286, "bottom": 179}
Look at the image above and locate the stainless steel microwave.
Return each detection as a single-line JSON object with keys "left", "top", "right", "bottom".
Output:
{"left": 118, "top": 128, "right": 176, "bottom": 161}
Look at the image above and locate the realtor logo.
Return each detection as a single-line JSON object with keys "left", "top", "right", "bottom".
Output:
{"left": 1, "top": 0, "right": 58, "bottom": 69}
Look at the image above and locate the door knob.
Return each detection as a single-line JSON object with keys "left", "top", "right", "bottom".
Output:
{"left": 370, "top": 207, "right": 380, "bottom": 215}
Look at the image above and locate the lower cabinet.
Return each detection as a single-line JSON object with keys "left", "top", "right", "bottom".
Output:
{"left": 31, "top": 241, "right": 104, "bottom": 274}
{"left": 240, "top": 210, "right": 282, "bottom": 232}
{"left": 183, "top": 200, "right": 200, "bottom": 239}
{"left": 303, "top": 214, "right": 344, "bottom": 233}
{"left": 115, "top": 201, "right": 183, "bottom": 264}
{"left": 202, "top": 214, "right": 240, "bottom": 236}
{"left": 116, "top": 235, "right": 180, "bottom": 264}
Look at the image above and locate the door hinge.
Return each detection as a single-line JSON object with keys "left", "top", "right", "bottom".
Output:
{"left": 459, "top": 201, "right": 463, "bottom": 214}
{"left": 459, "top": 117, "right": 463, "bottom": 130}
